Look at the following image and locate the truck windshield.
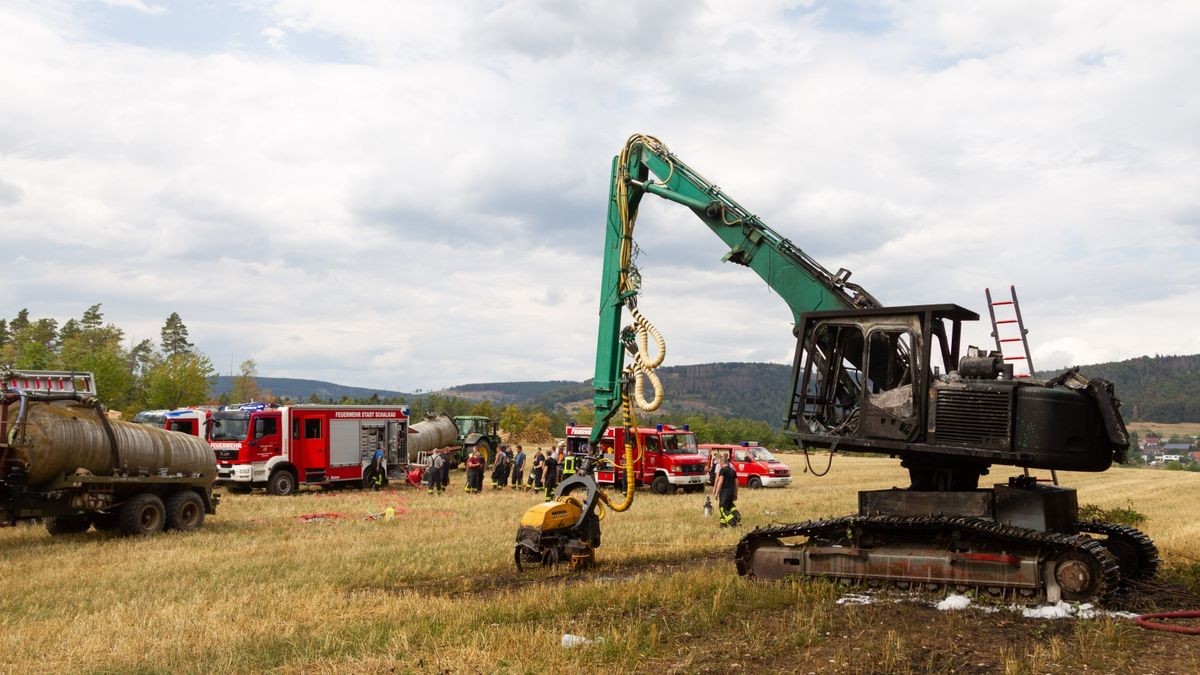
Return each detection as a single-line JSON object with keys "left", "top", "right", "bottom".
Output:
{"left": 661, "top": 434, "right": 698, "bottom": 454}
{"left": 749, "top": 447, "right": 777, "bottom": 461}
{"left": 211, "top": 417, "right": 249, "bottom": 441}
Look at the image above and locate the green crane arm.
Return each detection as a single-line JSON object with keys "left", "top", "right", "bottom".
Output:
{"left": 590, "top": 135, "right": 880, "bottom": 445}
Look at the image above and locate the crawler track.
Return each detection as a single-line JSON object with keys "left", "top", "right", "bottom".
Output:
{"left": 736, "top": 514, "right": 1123, "bottom": 604}
{"left": 1075, "top": 520, "right": 1159, "bottom": 583}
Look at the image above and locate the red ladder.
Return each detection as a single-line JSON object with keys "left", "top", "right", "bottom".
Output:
{"left": 985, "top": 286, "right": 1034, "bottom": 379}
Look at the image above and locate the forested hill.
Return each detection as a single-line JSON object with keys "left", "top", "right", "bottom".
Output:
{"left": 212, "top": 355, "right": 1199, "bottom": 426}
{"left": 1035, "top": 354, "right": 1200, "bottom": 423}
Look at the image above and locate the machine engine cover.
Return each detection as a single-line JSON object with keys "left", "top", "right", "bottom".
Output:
{"left": 519, "top": 497, "right": 583, "bottom": 532}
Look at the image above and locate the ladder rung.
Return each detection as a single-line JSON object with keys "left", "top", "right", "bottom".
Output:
{"left": 1004, "top": 356, "right": 1026, "bottom": 361}
{"left": 999, "top": 338, "right": 1023, "bottom": 343}
{"left": 995, "top": 319, "right": 1018, "bottom": 324}
{"left": 1014, "top": 374, "right": 1032, "bottom": 378}
{"left": 991, "top": 301, "right": 1014, "bottom": 306}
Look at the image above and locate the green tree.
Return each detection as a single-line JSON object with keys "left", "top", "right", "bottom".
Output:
{"left": 499, "top": 404, "right": 527, "bottom": 439}
{"left": 59, "top": 305, "right": 134, "bottom": 409}
{"left": 569, "top": 405, "right": 595, "bottom": 426}
{"left": 143, "top": 352, "right": 215, "bottom": 409}
{"left": 230, "top": 359, "right": 262, "bottom": 402}
{"left": 523, "top": 411, "right": 553, "bottom": 443}
{"left": 160, "top": 312, "right": 193, "bottom": 356}
{"left": 471, "top": 399, "right": 495, "bottom": 420}
{"left": 9, "top": 309, "right": 30, "bottom": 334}
{"left": 8, "top": 317, "right": 59, "bottom": 369}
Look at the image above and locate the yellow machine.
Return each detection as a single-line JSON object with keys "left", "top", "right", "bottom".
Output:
{"left": 514, "top": 442, "right": 640, "bottom": 571}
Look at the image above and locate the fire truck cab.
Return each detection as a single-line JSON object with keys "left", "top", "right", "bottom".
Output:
{"left": 211, "top": 403, "right": 409, "bottom": 495}
{"left": 699, "top": 442, "right": 792, "bottom": 489}
{"left": 163, "top": 407, "right": 213, "bottom": 441}
{"left": 565, "top": 423, "right": 707, "bottom": 494}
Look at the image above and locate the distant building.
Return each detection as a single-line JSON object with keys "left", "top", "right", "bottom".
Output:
{"left": 1164, "top": 443, "right": 1193, "bottom": 453}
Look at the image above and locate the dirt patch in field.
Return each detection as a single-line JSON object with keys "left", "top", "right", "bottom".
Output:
{"left": 650, "top": 598, "right": 1199, "bottom": 674}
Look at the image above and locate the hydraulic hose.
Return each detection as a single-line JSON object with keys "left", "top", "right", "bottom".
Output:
{"left": 597, "top": 394, "right": 639, "bottom": 513}
{"left": 628, "top": 307, "right": 665, "bottom": 412}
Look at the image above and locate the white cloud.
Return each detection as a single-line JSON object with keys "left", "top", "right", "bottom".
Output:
{"left": 1, "top": 1, "right": 1197, "bottom": 391}
{"left": 261, "top": 25, "right": 287, "bottom": 51}
{"left": 97, "top": 0, "right": 165, "bottom": 15}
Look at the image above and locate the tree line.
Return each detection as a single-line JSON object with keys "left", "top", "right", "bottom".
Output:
{"left": 0, "top": 305, "right": 213, "bottom": 416}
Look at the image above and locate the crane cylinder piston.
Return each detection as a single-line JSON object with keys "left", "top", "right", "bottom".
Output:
{"left": 958, "top": 354, "right": 1005, "bottom": 379}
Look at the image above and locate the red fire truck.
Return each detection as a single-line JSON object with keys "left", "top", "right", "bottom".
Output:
{"left": 698, "top": 442, "right": 792, "bottom": 489}
{"left": 210, "top": 403, "right": 409, "bottom": 495}
{"left": 163, "top": 407, "right": 213, "bottom": 440}
{"left": 564, "top": 423, "right": 707, "bottom": 494}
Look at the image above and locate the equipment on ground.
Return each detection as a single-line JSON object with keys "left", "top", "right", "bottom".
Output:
{"left": 1, "top": 368, "right": 219, "bottom": 536}
{"left": 523, "top": 134, "right": 1155, "bottom": 603}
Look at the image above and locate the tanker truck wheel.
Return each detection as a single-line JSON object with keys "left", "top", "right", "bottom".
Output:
{"left": 165, "top": 490, "right": 206, "bottom": 532}
{"left": 45, "top": 516, "right": 91, "bottom": 536}
{"left": 268, "top": 469, "right": 297, "bottom": 496}
{"left": 118, "top": 493, "right": 166, "bottom": 536}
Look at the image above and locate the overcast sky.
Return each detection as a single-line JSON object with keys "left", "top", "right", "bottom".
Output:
{"left": 2, "top": 0, "right": 1197, "bottom": 392}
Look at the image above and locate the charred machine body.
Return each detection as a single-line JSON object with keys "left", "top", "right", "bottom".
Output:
{"left": 536, "top": 134, "right": 1157, "bottom": 603}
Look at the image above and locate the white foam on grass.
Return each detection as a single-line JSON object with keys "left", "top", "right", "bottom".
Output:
{"left": 936, "top": 594, "right": 972, "bottom": 611}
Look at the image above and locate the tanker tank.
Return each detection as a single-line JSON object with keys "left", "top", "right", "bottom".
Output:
{"left": 405, "top": 413, "right": 458, "bottom": 462}
{"left": 14, "top": 401, "right": 216, "bottom": 488}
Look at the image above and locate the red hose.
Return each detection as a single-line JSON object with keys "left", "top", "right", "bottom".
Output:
{"left": 1135, "top": 611, "right": 1200, "bottom": 635}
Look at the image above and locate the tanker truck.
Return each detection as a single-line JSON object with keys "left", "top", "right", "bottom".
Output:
{"left": 1, "top": 368, "right": 218, "bottom": 536}
{"left": 405, "top": 413, "right": 460, "bottom": 464}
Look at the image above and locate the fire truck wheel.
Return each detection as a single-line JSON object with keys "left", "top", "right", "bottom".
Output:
{"left": 118, "top": 493, "right": 166, "bottom": 536}
{"left": 748, "top": 476, "right": 763, "bottom": 489}
{"left": 268, "top": 470, "right": 297, "bottom": 496}
{"left": 651, "top": 475, "right": 670, "bottom": 495}
{"left": 165, "top": 490, "right": 206, "bottom": 532}
{"left": 45, "top": 516, "right": 91, "bottom": 536}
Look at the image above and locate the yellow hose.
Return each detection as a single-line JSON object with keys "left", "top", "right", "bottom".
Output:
{"left": 597, "top": 396, "right": 639, "bottom": 513}
{"left": 597, "top": 133, "right": 675, "bottom": 515}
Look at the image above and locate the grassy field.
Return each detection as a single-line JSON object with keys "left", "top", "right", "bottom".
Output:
{"left": 1127, "top": 421, "right": 1200, "bottom": 437}
{"left": 2, "top": 455, "right": 1199, "bottom": 673}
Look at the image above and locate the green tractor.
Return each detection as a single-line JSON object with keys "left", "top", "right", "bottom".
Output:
{"left": 453, "top": 415, "right": 501, "bottom": 464}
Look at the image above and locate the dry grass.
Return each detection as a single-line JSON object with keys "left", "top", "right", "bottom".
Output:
{"left": 1, "top": 455, "right": 1198, "bottom": 673}
{"left": 1126, "top": 421, "right": 1200, "bottom": 437}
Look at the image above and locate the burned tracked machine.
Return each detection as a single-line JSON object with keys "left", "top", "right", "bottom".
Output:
{"left": 530, "top": 134, "right": 1155, "bottom": 603}
{"left": 735, "top": 304, "right": 1155, "bottom": 603}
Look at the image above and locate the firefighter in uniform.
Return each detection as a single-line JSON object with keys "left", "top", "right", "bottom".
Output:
{"left": 712, "top": 454, "right": 741, "bottom": 527}
{"left": 464, "top": 448, "right": 484, "bottom": 493}
{"left": 541, "top": 451, "right": 559, "bottom": 500}
{"left": 561, "top": 451, "right": 577, "bottom": 480}
{"left": 428, "top": 451, "right": 447, "bottom": 495}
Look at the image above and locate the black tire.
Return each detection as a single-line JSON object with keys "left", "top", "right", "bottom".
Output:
{"left": 267, "top": 469, "right": 297, "bottom": 496}
{"left": 45, "top": 516, "right": 91, "bottom": 535}
{"left": 651, "top": 475, "right": 670, "bottom": 495}
{"left": 118, "top": 493, "right": 166, "bottom": 536}
{"left": 748, "top": 476, "right": 762, "bottom": 489}
{"left": 165, "top": 490, "right": 206, "bottom": 532}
